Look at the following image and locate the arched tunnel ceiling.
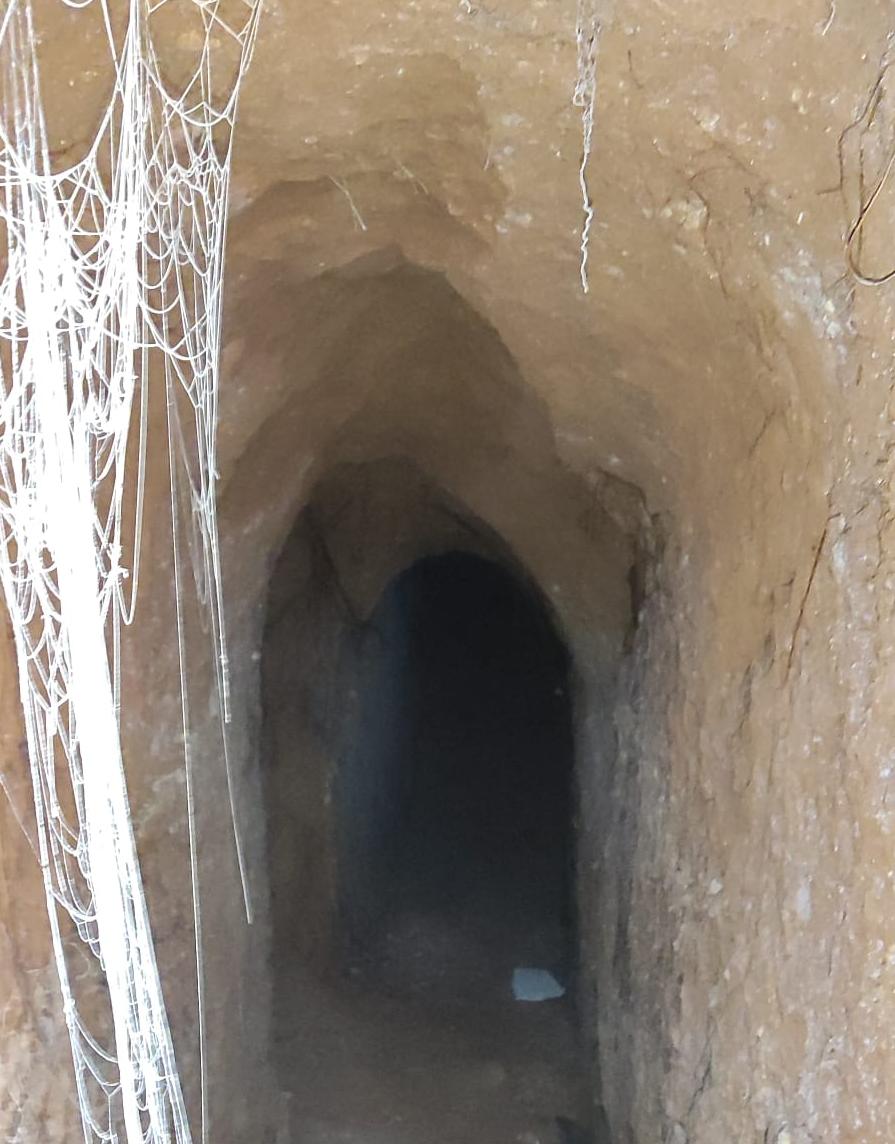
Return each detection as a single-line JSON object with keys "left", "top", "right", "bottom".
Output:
{"left": 220, "top": 0, "right": 879, "bottom": 514}
{"left": 203, "top": 0, "right": 891, "bottom": 689}
{"left": 29, "top": 2, "right": 895, "bottom": 674}
{"left": 33, "top": 0, "right": 888, "bottom": 528}
{"left": 216, "top": 252, "right": 635, "bottom": 666}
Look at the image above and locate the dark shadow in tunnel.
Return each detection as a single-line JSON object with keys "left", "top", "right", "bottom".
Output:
{"left": 336, "top": 550, "right": 576, "bottom": 999}
{"left": 244, "top": 250, "right": 635, "bottom": 1137}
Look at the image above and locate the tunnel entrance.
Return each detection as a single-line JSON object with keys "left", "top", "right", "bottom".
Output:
{"left": 336, "top": 551, "right": 576, "bottom": 1004}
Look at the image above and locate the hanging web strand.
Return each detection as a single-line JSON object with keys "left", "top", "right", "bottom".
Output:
{"left": 573, "top": 0, "right": 600, "bottom": 293}
{"left": 0, "top": 2, "right": 260, "bottom": 1141}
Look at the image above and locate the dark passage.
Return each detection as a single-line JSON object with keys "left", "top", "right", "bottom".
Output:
{"left": 275, "top": 549, "right": 591, "bottom": 1144}
{"left": 336, "top": 551, "right": 575, "bottom": 992}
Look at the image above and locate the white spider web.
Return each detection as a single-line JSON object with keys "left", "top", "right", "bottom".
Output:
{"left": 0, "top": 2, "right": 260, "bottom": 1140}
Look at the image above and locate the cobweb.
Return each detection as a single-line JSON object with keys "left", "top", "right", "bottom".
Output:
{"left": 0, "top": 2, "right": 260, "bottom": 1141}
{"left": 573, "top": 0, "right": 600, "bottom": 293}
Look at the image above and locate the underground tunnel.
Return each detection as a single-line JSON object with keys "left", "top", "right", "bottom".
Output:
{"left": 261, "top": 462, "right": 606, "bottom": 1142}
{"left": 333, "top": 548, "right": 576, "bottom": 975}
{"left": 5, "top": 5, "right": 895, "bottom": 1144}
{"left": 173, "top": 251, "right": 637, "bottom": 1141}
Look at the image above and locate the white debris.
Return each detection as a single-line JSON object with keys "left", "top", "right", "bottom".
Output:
{"left": 512, "top": 968, "right": 566, "bottom": 1002}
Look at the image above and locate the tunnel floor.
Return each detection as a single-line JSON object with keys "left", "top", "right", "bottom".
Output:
{"left": 271, "top": 552, "right": 592, "bottom": 1143}
{"left": 273, "top": 879, "right": 590, "bottom": 1144}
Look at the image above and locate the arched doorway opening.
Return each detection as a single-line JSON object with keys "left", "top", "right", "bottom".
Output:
{"left": 336, "top": 550, "right": 576, "bottom": 1003}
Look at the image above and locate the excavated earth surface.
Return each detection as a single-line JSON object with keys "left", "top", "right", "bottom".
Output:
{"left": 6, "top": 2, "right": 895, "bottom": 1143}
{"left": 273, "top": 862, "right": 589, "bottom": 1144}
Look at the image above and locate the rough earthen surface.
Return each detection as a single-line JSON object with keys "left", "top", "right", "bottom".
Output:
{"left": 5, "top": 2, "right": 895, "bottom": 1142}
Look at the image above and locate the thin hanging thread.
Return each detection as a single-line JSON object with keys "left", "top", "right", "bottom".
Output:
{"left": 573, "top": 0, "right": 600, "bottom": 293}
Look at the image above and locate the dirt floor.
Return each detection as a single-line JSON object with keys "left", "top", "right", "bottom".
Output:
{"left": 273, "top": 846, "right": 592, "bottom": 1144}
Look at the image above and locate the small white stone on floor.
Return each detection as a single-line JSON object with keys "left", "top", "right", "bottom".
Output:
{"left": 512, "top": 967, "right": 565, "bottom": 1002}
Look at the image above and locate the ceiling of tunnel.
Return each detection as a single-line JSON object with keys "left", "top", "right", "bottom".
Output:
{"left": 218, "top": 0, "right": 884, "bottom": 518}
{"left": 32, "top": 0, "right": 891, "bottom": 538}
{"left": 132, "top": 0, "right": 885, "bottom": 701}
{"left": 209, "top": 0, "right": 895, "bottom": 697}
{"left": 215, "top": 254, "right": 636, "bottom": 670}
{"left": 267, "top": 455, "right": 606, "bottom": 638}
